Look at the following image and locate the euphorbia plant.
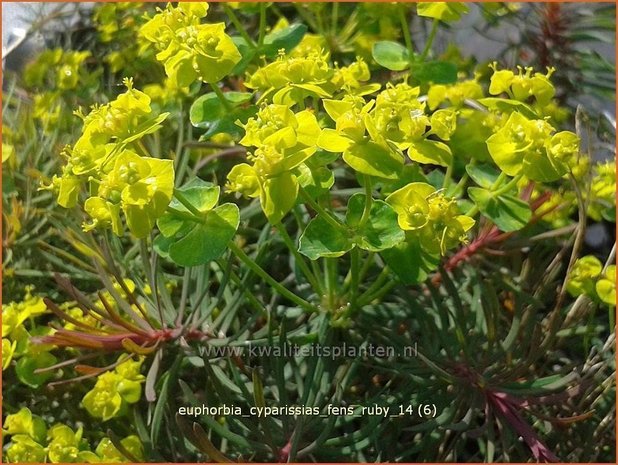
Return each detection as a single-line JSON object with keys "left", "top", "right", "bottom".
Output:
{"left": 4, "top": 2, "right": 615, "bottom": 463}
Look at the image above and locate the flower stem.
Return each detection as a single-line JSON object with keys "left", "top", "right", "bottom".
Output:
{"left": 228, "top": 241, "right": 317, "bottom": 313}
{"left": 442, "top": 162, "right": 453, "bottom": 190}
{"left": 166, "top": 206, "right": 202, "bottom": 224}
{"left": 325, "top": 257, "right": 339, "bottom": 311}
{"left": 223, "top": 5, "right": 256, "bottom": 49}
{"left": 464, "top": 172, "right": 524, "bottom": 217}
{"left": 349, "top": 247, "right": 361, "bottom": 310}
{"left": 420, "top": 19, "right": 439, "bottom": 60}
{"left": 358, "top": 279, "right": 396, "bottom": 307}
{"left": 257, "top": 3, "right": 267, "bottom": 47}
{"left": 399, "top": 5, "right": 414, "bottom": 65}
{"left": 173, "top": 189, "right": 202, "bottom": 217}
{"left": 209, "top": 82, "right": 233, "bottom": 112}
{"left": 358, "top": 176, "right": 373, "bottom": 228}
{"left": 493, "top": 173, "right": 523, "bottom": 197}
{"left": 357, "top": 266, "right": 392, "bottom": 306}
{"left": 299, "top": 188, "right": 346, "bottom": 231}
{"left": 275, "top": 222, "right": 323, "bottom": 295}
{"left": 331, "top": 2, "right": 339, "bottom": 34}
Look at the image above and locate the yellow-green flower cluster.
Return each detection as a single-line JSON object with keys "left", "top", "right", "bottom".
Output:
{"left": 287, "top": 28, "right": 327, "bottom": 59}
{"left": 427, "top": 78, "right": 484, "bottom": 110}
{"left": 373, "top": 83, "right": 457, "bottom": 166}
{"left": 489, "top": 63, "right": 556, "bottom": 108}
{"left": 372, "top": 84, "right": 429, "bottom": 146}
{"left": 143, "top": 77, "right": 190, "bottom": 109}
{"left": 82, "top": 356, "right": 145, "bottom": 421}
{"left": 331, "top": 58, "right": 381, "bottom": 97}
{"left": 317, "top": 82, "right": 459, "bottom": 180}
{"left": 588, "top": 160, "right": 616, "bottom": 222}
{"left": 386, "top": 183, "right": 475, "bottom": 255}
{"left": 567, "top": 255, "right": 616, "bottom": 306}
{"left": 534, "top": 189, "right": 577, "bottom": 228}
{"left": 82, "top": 435, "right": 144, "bottom": 463}
{"left": 486, "top": 111, "right": 579, "bottom": 182}
{"left": 245, "top": 28, "right": 378, "bottom": 105}
{"left": 246, "top": 48, "right": 334, "bottom": 105}
{"left": 2, "top": 125, "right": 15, "bottom": 166}
{"left": 140, "top": 2, "right": 241, "bottom": 86}
{"left": 47, "top": 79, "right": 174, "bottom": 238}
{"left": 31, "top": 92, "right": 64, "bottom": 131}
{"left": 2, "top": 286, "right": 50, "bottom": 372}
{"left": 352, "top": 3, "right": 404, "bottom": 61}
{"left": 83, "top": 150, "right": 175, "bottom": 238}
{"left": 3, "top": 407, "right": 143, "bottom": 463}
{"left": 227, "top": 104, "right": 321, "bottom": 222}
{"left": 94, "top": 2, "right": 144, "bottom": 43}
{"left": 3, "top": 408, "right": 48, "bottom": 463}
{"left": 93, "top": 2, "right": 154, "bottom": 74}
{"left": 23, "top": 48, "right": 100, "bottom": 131}
{"left": 317, "top": 95, "right": 403, "bottom": 179}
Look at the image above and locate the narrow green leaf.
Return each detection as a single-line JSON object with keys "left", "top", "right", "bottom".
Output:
{"left": 346, "top": 194, "right": 405, "bottom": 252}
{"left": 299, "top": 215, "right": 352, "bottom": 260}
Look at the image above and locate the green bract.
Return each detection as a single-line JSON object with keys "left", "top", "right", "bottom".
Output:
{"left": 15, "top": 351, "right": 58, "bottom": 388}
{"left": 91, "top": 435, "right": 145, "bottom": 463}
{"left": 3, "top": 408, "right": 47, "bottom": 443}
{"left": 427, "top": 79, "right": 484, "bottom": 109}
{"left": 567, "top": 255, "right": 603, "bottom": 298}
{"left": 189, "top": 91, "right": 256, "bottom": 139}
{"left": 2, "top": 338, "right": 16, "bottom": 370}
{"left": 6, "top": 435, "right": 47, "bottom": 463}
{"left": 47, "top": 425, "right": 88, "bottom": 463}
{"left": 589, "top": 161, "right": 617, "bottom": 222}
{"left": 156, "top": 179, "right": 240, "bottom": 266}
{"left": 299, "top": 193, "right": 404, "bottom": 260}
{"left": 2, "top": 287, "right": 58, "bottom": 384}
{"left": 3, "top": 407, "right": 143, "bottom": 463}
{"left": 246, "top": 49, "right": 333, "bottom": 105}
{"left": 567, "top": 257, "right": 616, "bottom": 308}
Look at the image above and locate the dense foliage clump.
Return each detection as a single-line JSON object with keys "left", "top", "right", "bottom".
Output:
{"left": 2, "top": 2, "right": 615, "bottom": 463}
